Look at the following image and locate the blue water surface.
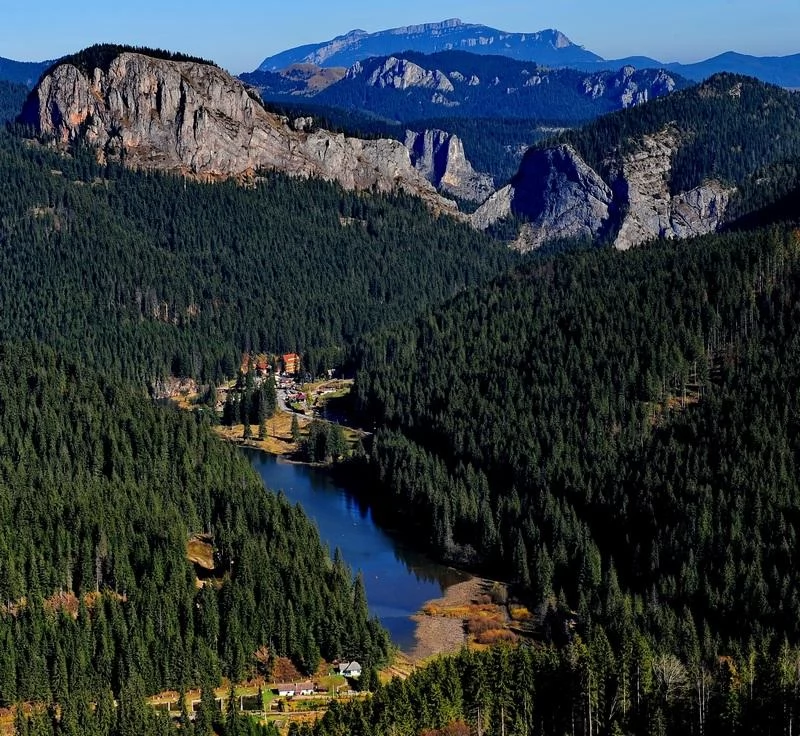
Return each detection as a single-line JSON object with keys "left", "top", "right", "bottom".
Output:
{"left": 245, "top": 451, "right": 468, "bottom": 651}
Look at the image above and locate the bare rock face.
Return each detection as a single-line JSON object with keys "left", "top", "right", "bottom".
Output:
{"left": 472, "top": 130, "right": 733, "bottom": 250}
{"left": 582, "top": 66, "right": 677, "bottom": 109}
{"left": 351, "top": 56, "right": 454, "bottom": 92}
{"left": 404, "top": 129, "right": 495, "bottom": 202}
{"left": 471, "top": 144, "right": 613, "bottom": 250}
{"left": 22, "top": 52, "right": 455, "bottom": 210}
{"left": 609, "top": 127, "right": 734, "bottom": 250}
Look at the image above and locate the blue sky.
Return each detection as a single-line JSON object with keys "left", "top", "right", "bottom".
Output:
{"left": 3, "top": 0, "right": 799, "bottom": 73}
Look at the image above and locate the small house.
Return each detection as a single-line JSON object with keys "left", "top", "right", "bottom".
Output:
{"left": 274, "top": 681, "right": 315, "bottom": 697}
{"left": 337, "top": 661, "right": 362, "bottom": 678}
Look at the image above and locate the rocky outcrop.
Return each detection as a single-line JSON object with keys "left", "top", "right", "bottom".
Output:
{"left": 21, "top": 52, "right": 456, "bottom": 210}
{"left": 404, "top": 129, "right": 494, "bottom": 202}
{"left": 471, "top": 130, "right": 734, "bottom": 250}
{"left": 471, "top": 145, "right": 613, "bottom": 250}
{"left": 349, "top": 57, "right": 454, "bottom": 92}
{"left": 582, "top": 66, "right": 677, "bottom": 108}
{"left": 609, "top": 127, "right": 734, "bottom": 249}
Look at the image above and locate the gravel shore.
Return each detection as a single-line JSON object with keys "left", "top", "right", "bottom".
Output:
{"left": 407, "top": 576, "right": 486, "bottom": 662}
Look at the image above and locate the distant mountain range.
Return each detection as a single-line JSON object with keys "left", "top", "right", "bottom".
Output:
{"left": 257, "top": 19, "right": 602, "bottom": 71}
{"left": 243, "top": 50, "right": 689, "bottom": 123}
{"left": 0, "top": 56, "right": 51, "bottom": 87}
{"left": 575, "top": 51, "right": 800, "bottom": 88}
{"left": 256, "top": 19, "right": 800, "bottom": 87}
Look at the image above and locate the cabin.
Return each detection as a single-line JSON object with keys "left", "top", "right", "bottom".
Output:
{"left": 337, "top": 661, "right": 362, "bottom": 678}
{"left": 255, "top": 353, "right": 270, "bottom": 375}
{"left": 273, "top": 681, "right": 315, "bottom": 697}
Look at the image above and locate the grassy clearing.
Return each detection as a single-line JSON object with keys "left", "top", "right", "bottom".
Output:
{"left": 212, "top": 410, "right": 310, "bottom": 455}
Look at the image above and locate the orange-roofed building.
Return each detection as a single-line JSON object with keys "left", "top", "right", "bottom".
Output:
{"left": 283, "top": 353, "right": 301, "bottom": 375}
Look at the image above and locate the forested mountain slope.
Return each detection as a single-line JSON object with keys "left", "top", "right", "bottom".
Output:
{"left": 0, "top": 342, "right": 388, "bottom": 732}
{"left": 352, "top": 223, "right": 800, "bottom": 663}
{"left": 555, "top": 73, "right": 800, "bottom": 196}
{"left": 0, "top": 131, "right": 516, "bottom": 383}
{"left": 473, "top": 74, "right": 800, "bottom": 249}
{"left": 304, "top": 643, "right": 800, "bottom": 736}
{"left": 0, "top": 80, "right": 28, "bottom": 122}
{"left": 0, "top": 56, "right": 50, "bottom": 87}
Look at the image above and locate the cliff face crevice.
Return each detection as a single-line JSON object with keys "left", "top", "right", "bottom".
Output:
{"left": 22, "top": 52, "right": 456, "bottom": 211}
{"left": 404, "top": 129, "right": 495, "bottom": 202}
{"left": 471, "top": 129, "right": 734, "bottom": 251}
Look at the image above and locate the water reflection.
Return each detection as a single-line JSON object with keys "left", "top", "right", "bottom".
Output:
{"left": 244, "top": 450, "right": 469, "bottom": 650}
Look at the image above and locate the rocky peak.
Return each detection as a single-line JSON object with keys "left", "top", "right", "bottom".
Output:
{"left": 471, "top": 144, "right": 613, "bottom": 250}
{"left": 360, "top": 57, "right": 454, "bottom": 92}
{"left": 404, "top": 129, "right": 494, "bottom": 202}
{"left": 257, "top": 20, "right": 601, "bottom": 71}
{"left": 471, "top": 131, "right": 733, "bottom": 251}
{"left": 582, "top": 66, "right": 678, "bottom": 109}
{"left": 21, "top": 50, "right": 457, "bottom": 212}
{"left": 552, "top": 31, "right": 573, "bottom": 49}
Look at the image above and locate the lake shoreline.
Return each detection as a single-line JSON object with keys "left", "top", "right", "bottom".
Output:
{"left": 245, "top": 450, "right": 473, "bottom": 651}
{"left": 406, "top": 576, "right": 487, "bottom": 662}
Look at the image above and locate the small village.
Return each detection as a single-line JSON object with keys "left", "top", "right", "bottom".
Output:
{"left": 215, "top": 351, "right": 349, "bottom": 419}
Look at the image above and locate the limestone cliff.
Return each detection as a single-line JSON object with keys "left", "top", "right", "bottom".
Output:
{"left": 608, "top": 127, "right": 733, "bottom": 250}
{"left": 582, "top": 66, "right": 677, "bottom": 109}
{"left": 352, "top": 56, "right": 454, "bottom": 92}
{"left": 404, "top": 129, "right": 494, "bottom": 202}
{"left": 471, "top": 130, "right": 734, "bottom": 251}
{"left": 21, "top": 51, "right": 455, "bottom": 209}
{"left": 470, "top": 145, "right": 613, "bottom": 249}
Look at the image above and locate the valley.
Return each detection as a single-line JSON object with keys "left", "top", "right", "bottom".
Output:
{"left": 1, "top": 10, "right": 800, "bottom": 736}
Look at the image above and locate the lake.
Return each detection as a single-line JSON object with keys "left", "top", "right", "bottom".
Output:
{"left": 245, "top": 450, "right": 469, "bottom": 651}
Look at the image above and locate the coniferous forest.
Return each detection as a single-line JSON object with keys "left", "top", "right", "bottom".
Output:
{"left": 0, "top": 130, "right": 516, "bottom": 384}
{"left": 0, "top": 342, "right": 388, "bottom": 728}
{"left": 347, "top": 222, "right": 800, "bottom": 734}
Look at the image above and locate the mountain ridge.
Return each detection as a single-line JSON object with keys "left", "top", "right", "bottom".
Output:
{"left": 0, "top": 55, "right": 52, "bottom": 87}
{"left": 258, "top": 19, "right": 601, "bottom": 71}
{"left": 473, "top": 73, "right": 800, "bottom": 250}
{"left": 244, "top": 50, "right": 688, "bottom": 124}
{"left": 20, "top": 46, "right": 458, "bottom": 212}
{"left": 255, "top": 19, "right": 800, "bottom": 87}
